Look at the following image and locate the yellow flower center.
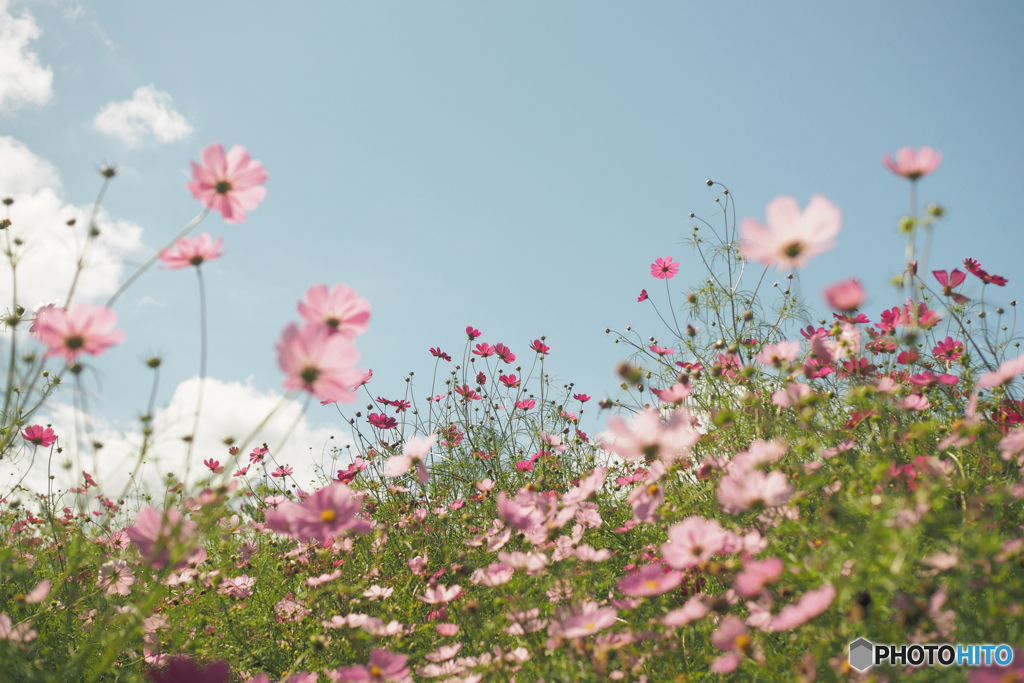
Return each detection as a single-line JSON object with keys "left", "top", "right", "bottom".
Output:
{"left": 645, "top": 580, "right": 660, "bottom": 589}
{"left": 320, "top": 509, "right": 336, "bottom": 522}
{"left": 647, "top": 484, "right": 660, "bottom": 496}
{"left": 369, "top": 665, "right": 382, "bottom": 677}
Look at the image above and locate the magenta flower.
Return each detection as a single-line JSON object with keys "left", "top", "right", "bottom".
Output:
{"left": 264, "top": 483, "right": 371, "bottom": 545}
{"left": 529, "top": 339, "right": 550, "bottom": 355}
{"left": 328, "top": 649, "right": 410, "bottom": 682}
{"left": 637, "top": 289, "right": 648, "bottom": 302}
{"left": 367, "top": 413, "right": 397, "bottom": 430}
{"left": 33, "top": 304, "right": 126, "bottom": 362}
{"left": 125, "top": 507, "right": 199, "bottom": 569}
{"left": 493, "top": 343, "right": 516, "bottom": 364}
{"left": 21, "top": 425, "right": 56, "bottom": 447}
{"left": 472, "top": 342, "right": 494, "bottom": 358}
{"left": 454, "top": 384, "right": 481, "bottom": 401}
{"left": 650, "top": 256, "right": 680, "bottom": 280}
{"left": 297, "top": 284, "right": 371, "bottom": 338}
{"left": 823, "top": 279, "right": 864, "bottom": 311}
{"left": 573, "top": 393, "right": 591, "bottom": 402}
{"left": 766, "top": 583, "right": 836, "bottom": 631}
{"left": 186, "top": 143, "right": 267, "bottom": 224}
{"left": 276, "top": 322, "right": 362, "bottom": 403}
{"left": 203, "top": 459, "right": 224, "bottom": 474}
{"left": 882, "top": 146, "right": 942, "bottom": 180}
{"left": 933, "top": 269, "right": 969, "bottom": 304}
{"left": 499, "top": 374, "right": 520, "bottom": 388}
{"left": 159, "top": 233, "right": 223, "bottom": 269}
{"left": 734, "top": 557, "right": 783, "bottom": 598}
{"left": 964, "top": 257, "right": 1009, "bottom": 286}
{"left": 618, "top": 563, "right": 685, "bottom": 597}
{"left": 271, "top": 466, "right": 294, "bottom": 478}
{"left": 430, "top": 347, "right": 452, "bottom": 362}
{"left": 465, "top": 325, "right": 481, "bottom": 340}
{"left": 740, "top": 195, "right": 841, "bottom": 269}
{"left": 901, "top": 299, "right": 941, "bottom": 330}
{"left": 148, "top": 656, "right": 231, "bottom": 683}
{"left": 662, "top": 516, "right": 738, "bottom": 569}
{"left": 515, "top": 399, "right": 536, "bottom": 410}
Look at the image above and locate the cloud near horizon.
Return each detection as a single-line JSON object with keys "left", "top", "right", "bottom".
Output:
{"left": 0, "top": 0, "right": 53, "bottom": 112}
{"left": 93, "top": 85, "right": 193, "bottom": 147}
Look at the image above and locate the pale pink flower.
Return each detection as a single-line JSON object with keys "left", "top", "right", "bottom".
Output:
{"left": 734, "top": 557, "right": 783, "bottom": 598}
{"left": 896, "top": 393, "right": 931, "bottom": 411}
{"left": 550, "top": 601, "right": 618, "bottom": 639}
{"left": 1000, "top": 429, "right": 1024, "bottom": 462}
{"left": 651, "top": 382, "right": 691, "bottom": 404}
{"left": 328, "top": 648, "right": 411, "bottom": 682}
{"left": 618, "top": 563, "right": 685, "bottom": 597}
{"left": 407, "top": 553, "right": 428, "bottom": 576}
{"left": 712, "top": 614, "right": 749, "bottom": 651}
{"left": 882, "top": 146, "right": 942, "bottom": 180}
{"left": 627, "top": 483, "right": 664, "bottom": 524}
{"left": 264, "top": 483, "right": 371, "bottom": 545}
{"left": 187, "top": 143, "right": 267, "bottom": 224}
{"left": 218, "top": 575, "right": 255, "bottom": 598}
{"left": 717, "top": 470, "right": 794, "bottom": 514}
{"left": 277, "top": 322, "right": 362, "bottom": 403}
{"left": 297, "top": 284, "right": 371, "bottom": 338}
{"left": 766, "top": 584, "right": 836, "bottom": 631}
{"left": 602, "top": 408, "right": 700, "bottom": 464}
{"left": 662, "top": 596, "right": 710, "bottom": 626}
{"left": 436, "top": 623, "right": 459, "bottom": 637}
{"left": 662, "top": 516, "right": 738, "bottom": 569}
{"left": 823, "top": 279, "right": 865, "bottom": 310}
{"left": 475, "top": 478, "right": 495, "bottom": 492}
{"left": 418, "top": 584, "right": 462, "bottom": 605}
{"left": 729, "top": 440, "right": 789, "bottom": 475}
{"left": 755, "top": 341, "right": 801, "bottom": 367}
{"left": 125, "top": 507, "right": 199, "bottom": 569}
{"left": 97, "top": 561, "right": 134, "bottom": 596}
{"left": 307, "top": 570, "right": 343, "bottom": 587}
{"left": 425, "top": 643, "right": 464, "bottom": 663}
{"left": 977, "top": 355, "right": 1024, "bottom": 389}
{"left": 740, "top": 195, "right": 841, "bottom": 269}
{"left": 23, "top": 579, "right": 50, "bottom": 604}
{"left": 470, "top": 563, "right": 514, "bottom": 587}
{"left": 159, "top": 233, "right": 223, "bottom": 269}
{"left": 573, "top": 544, "right": 612, "bottom": 562}
{"left": 382, "top": 433, "right": 436, "bottom": 484}
{"left": 771, "top": 382, "right": 812, "bottom": 408}
{"left": 363, "top": 585, "right": 393, "bottom": 600}
{"left": 0, "top": 614, "right": 37, "bottom": 642}
{"left": 875, "top": 376, "right": 900, "bottom": 394}
{"left": 361, "top": 618, "right": 403, "bottom": 637}
{"left": 562, "top": 467, "right": 608, "bottom": 506}
{"left": 497, "top": 550, "right": 550, "bottom": 576}
{"left": 33, "top": 304, "right": 125, "bottom": 362}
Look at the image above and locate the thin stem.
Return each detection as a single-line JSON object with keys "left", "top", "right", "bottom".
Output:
{"left": 183, "top": 265, "right": 208, "bottom": 485}
{"left": 65, "top": 176, "right": 112, "bottom": 307}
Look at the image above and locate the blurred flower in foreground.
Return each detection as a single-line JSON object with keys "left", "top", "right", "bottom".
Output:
{"left": 740, "top": 195, "right": 841, "bottom": 270}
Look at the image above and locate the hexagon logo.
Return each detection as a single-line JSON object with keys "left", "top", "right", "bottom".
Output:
{"left": 849, "top": 638, "right": 874, "bottom": 672}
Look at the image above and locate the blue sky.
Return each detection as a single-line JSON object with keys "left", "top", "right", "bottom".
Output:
{"left": 2, "top": 1, "right": 1023, "bottom": 485}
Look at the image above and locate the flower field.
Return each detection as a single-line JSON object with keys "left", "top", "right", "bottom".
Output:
{"left": 1, "top": 143, "right": 1023, "bottom": 682}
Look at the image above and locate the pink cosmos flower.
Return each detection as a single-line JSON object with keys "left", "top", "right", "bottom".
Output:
{"left": 823, "top": 279, "right": 864, "bottom": 311}
{"left": 710, "top": 615, "right": 750, "bottom": 673}
{"left": 382, "top": 433, "right": 436, "bottom": 484}
{"left": 650, "top": 256, "right": 680, "bottom": 280}
{"left": 493, "top": 343, "right": 516, "bottom": 363}
{"left": 977, "top": 355, "right": 1024, "bottom": 389}
{"left": 529, "top": 339, "right": 550, "bottom": 354}
{"left": 418, "top": 584, "right": 462, "bottom": 605}
{"left": 328, "top": 649, "right": 411, "bottom": 683}
{"left": 662, "top": 596, "right": 710, "bottom": 627}
{"left": 271, "top": 466, "right": 293, "bottom": 478}
{"left": 436, "top": 623, "right": 459, "bottom": 637}
{"left": 297, "top": 284, "right": 371, "bottom": 338}
{"left": 662, "top": 516, "right": 738, "bottom": 569}
{"left": 739, "top": 195, "right": 841, "bottom": 269}
{"left": 264, "top": 483, "right": 371, "bottom": 545}
{"left": 499, "top": 373, "right": 520, "bottom": 388}
{"left": 717, "top": 470, "right": 794, "bottom": 514}
{"left": 125, "top": 507, "right": 199, "bottom": 569}
{"left": 203, "top": 459, "right": 224, "bottom": 474}
{"left": 21, "top": 425, "right": 56, "bottom": 447}
{"left": 637, "top": 289, "right": 648, "bottom": 302}
{"left": 430, "top": 347, "right": 452, "bottom": 361}
{"left": 465, "top": 326, "right": 481, "bottom": 340}
{"left": 148, "top": 657, "right": 231, "bottom": 683}
{"left": 159, "top": 233, "right": 223, "bottom": 269}
{"left": 650, "top": 344, "right": 675, "bottom": 355}
{"left": 933, "top": 269, "right": 969, "bottom": 304}
{"left": 618, "top": 563, "right": 685, "bottom": 597}
{"left": 515, "top": 399, "right": 536, "bottom": 410}
{"left": 0, "top": 614, "right": 36, "bottom": 643}
{"left": 651, "top": 383, "right": 690, "bottom": 404}
{"left": 368, "top": 413, "right": 397, "bottom": 430}
{"left": 472, "top": 342, "right": 494, "bottom": 358}
{"left": 276, "top": 322, "right": 362, "bottom": 403}
{"left": 734, "top": 557, "right": 783, "bottom": 598}
{"left": 33, "top": 304, "right": 126, "bottom": 362}
{"left": 550, "top": 601, "right": 618, "bottom": 639}
{"left": 964, "top": 257, "right": 1008, "bottom": 287}
{"left": 186, "top": 143, "right": 267, "bottom": 224}
{"left": 766, "top": 583, "right": 836, "bottom": 631}
{"left": 233, "top": 465, "right": 250, "bottom": 477}
{"left": 97, "top": 560, "right": 134, "bottom": 596}
{"left": 933, "top": 336, "right": 964, "bottom": 362}
{"left": 23, "top": 580, "right": 50, "bottom": 604}
{"left": 218, "top": 575, "right": 255, "bottom": 598}
{"left": 754, "top": 341, "right": 801, "bottom": 367}
{"left": 602, "top": 408, "right": 700, "bottom": 465}
{"left": 470, "top": 563, "right": 514, "bottom": 587}
{"left": 882, "top": 146, "right": 942, "bottom": 180}
{"left": 771, "top": 382, "right": 812, "bottom": 408}
{"left": 896, "top": 393, "right": 931, "bottom": 411}
{"left": 901, "top": 299, "right": 941, "bottom": 330}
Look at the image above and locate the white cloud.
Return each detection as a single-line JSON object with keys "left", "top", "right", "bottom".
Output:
{"left": 0, "top": 0, "right": 53, "bottom": 111}
{"left": 0, "top": 135, "right": 143, "bottom": 310}
{"left": 93, "top": 85, "right": 192, "bottom": 147}
{"left": 1, "top": 377, "right": 357, "bottom": 498}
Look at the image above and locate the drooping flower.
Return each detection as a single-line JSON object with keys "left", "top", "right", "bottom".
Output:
{"left": 739, "top": 195, "right": 841, "bottom": 269}
{"left": 264, "top": 483, "right": 371, "bottom": 545}
{"left": 276, "top": 322, "right": 362, "bottom": 403}
{"left": 297, "top": 284, "right": 371, "bottom": 338}
{"left": 933, "top": 269, "right": 969, "bottom": 304}
{"left": 33, "top": 304, "right": 126, "bottom": 362}
{"left": 963, "top": 258, "right": 1008, "bottom": 287}
{"left": 159, "top": 233, "right": 223, "bottom": 269}
{"left": 368, "top": 413, "right": 397, "bottom": 430}
{"left": 21, "top": 425, "right": 56, "bottom": 447}
{"left": 97, "top": 560, "right": 135, "bottom": 596}
{"left": 125, "top": 507, "right": 199, "bottom": 569}
{"left": 186, "top": 143, "right": 267, "bottom": 224}
{"left": 430, "top": 347, "right": 452, "bottom": 361}
{"left": 637, "top": 289, "right": 648, "bottom": 302}
{"left": 823, "top": 279, "right": 864, "bottom": 311}
{"left": 882, "top": 146, "right": 942, "bottom": 180}
{"left": 650, "top": 256, "right": 680, "bottom": 280}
